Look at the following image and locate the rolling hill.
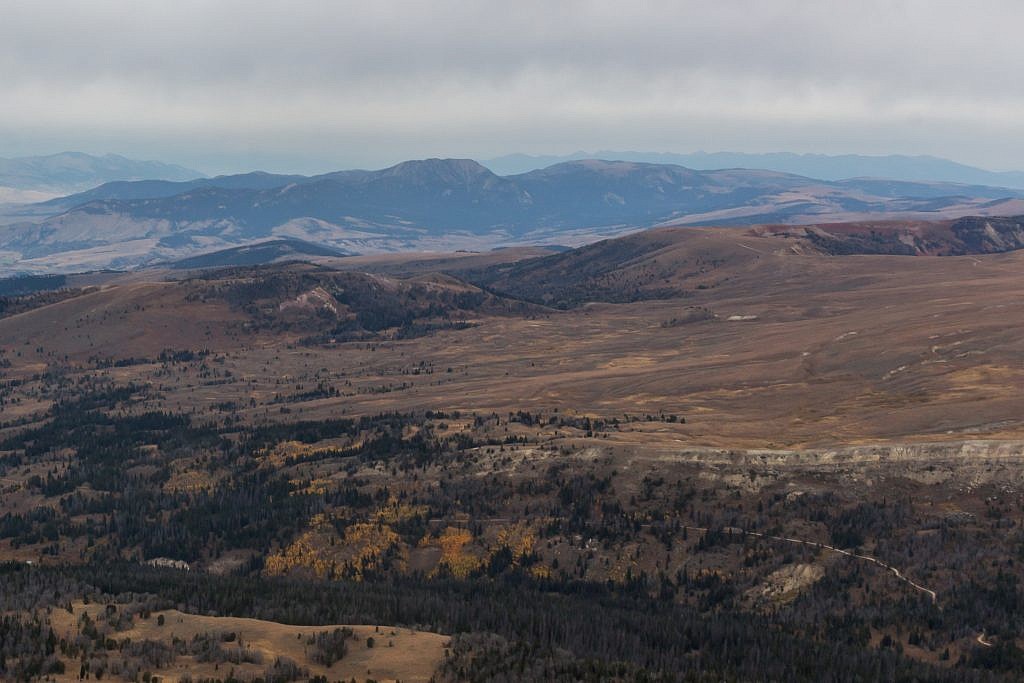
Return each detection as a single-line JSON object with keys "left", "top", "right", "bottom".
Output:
{"left": 167, "top": 238, "right": 350, "bottom": 270}
{"left": 457, "top": 214, "right": 1024, "bottom": 307}
{"left": 2, "top": 216, "right": 1023, "bottom": 446}
{"left": 37, "top": 170, "right": 308, "bottom": 211}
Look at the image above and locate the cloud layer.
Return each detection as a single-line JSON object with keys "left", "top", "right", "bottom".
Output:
{"left": 3, "top": 1, "right": 1022, "bottom": 173}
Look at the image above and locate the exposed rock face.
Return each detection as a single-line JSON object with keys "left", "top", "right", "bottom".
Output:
{"left": 753, "top": 215, "right": 1024, "bottom": 256}
{"left": 949, "top": 216, "right": 1024, "bottom": 254}
{"left": 747, "top": 563, "right": 825, "bottom": 606}
{"left": 145, "top": 557, "right": 191, "bottom": 571}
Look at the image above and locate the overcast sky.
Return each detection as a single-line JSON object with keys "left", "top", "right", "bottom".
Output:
{"left": 2, "top": 0, "right": 1022, "bottom": 175}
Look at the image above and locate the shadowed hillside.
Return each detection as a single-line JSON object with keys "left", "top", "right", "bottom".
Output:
{"left": 168, "top": 238, "right": 349, "bottom": 270}
{"left": 460, "top": 216, "right": 1024, "bottom": 307}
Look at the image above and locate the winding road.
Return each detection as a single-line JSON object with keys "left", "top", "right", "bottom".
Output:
{"left": 681, "top": 524, "right": 996, "bottom": 647}
{"left": 747, "top": 529, "right": 937, "bottom": 603}
{"left": 683, "top": 524, "right": 937, "bottom": 601}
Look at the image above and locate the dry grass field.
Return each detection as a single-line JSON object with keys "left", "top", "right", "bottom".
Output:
{"left": 2, "top": 225, "right": 1021, "bottom": 448}
{"left": 43, "top": 602, "right": 447, "bottom": 683}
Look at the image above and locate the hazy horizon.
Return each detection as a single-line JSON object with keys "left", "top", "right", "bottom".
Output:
{"left": 3, "top": 148, "right": 1023, "bottom": 181}
{"left": 3, "top": 1, "right": 1024, "bottom": 176}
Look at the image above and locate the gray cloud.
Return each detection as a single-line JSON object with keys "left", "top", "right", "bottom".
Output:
{"left": 2, "top": 0, "right": 1023, "bottom": 174}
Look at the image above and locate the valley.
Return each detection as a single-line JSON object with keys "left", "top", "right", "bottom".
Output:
{"left": 3, "top": 223, "right": 1022, "bottom": 446}
{"left": 1, "top": 220, "right": 1024, "bottom": 680}
{"left": 7, "top": 2, "right": 1024, "bottom": 679}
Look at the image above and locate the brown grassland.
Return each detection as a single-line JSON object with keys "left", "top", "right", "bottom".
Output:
{"left": 1, "top": 222, "right": 1024, "bottom": 680}
{"left": 2, "top": 226, "right": 1021, "bottom": 447}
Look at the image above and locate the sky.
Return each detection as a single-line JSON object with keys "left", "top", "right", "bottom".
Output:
{"left": 2, "top": 0, "right": 1023, "bottom": 175}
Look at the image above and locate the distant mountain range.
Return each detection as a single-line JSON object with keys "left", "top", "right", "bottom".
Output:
{"left": 2, "top": 157, "right": 1024, "bottom": 275}
{"left": 0, "top": 152, "right": 203, "bottom": 200}
{"left": 484, "top": 151, "right": 1024, "bottom": 189}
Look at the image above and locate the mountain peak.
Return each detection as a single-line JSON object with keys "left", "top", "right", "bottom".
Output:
{"left": 545, "top": 159, "right": 646, "bottom": 174}
{"left": 380, "top": 158, "right": 496, "bottom": 184}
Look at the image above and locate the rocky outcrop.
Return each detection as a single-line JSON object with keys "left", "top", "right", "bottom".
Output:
{"left": 949, "top": 215, "right": 1024, "bottom": 254}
